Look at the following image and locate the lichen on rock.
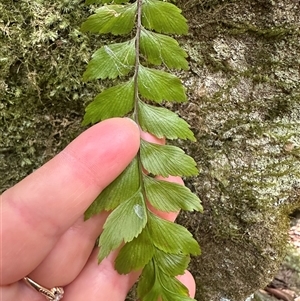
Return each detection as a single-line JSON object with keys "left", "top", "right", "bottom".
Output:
{"left": 176, "top": 0, "right": 300, "bottom": 300}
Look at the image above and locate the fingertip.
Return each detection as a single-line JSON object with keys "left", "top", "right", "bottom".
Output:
{"left": 67, "top": 117, "right": 140, "bottom": 155}
{"left": 64, "top": 118, "right": 141, "bottom": 185}
{"left": 140, "top": 131, "right": 165, "bottom": 145}
{"left": 156, "top": 175, "right": 184, "bottom": 186}
{"left": 177, "top": 270, "right": 196, "bottom": 298}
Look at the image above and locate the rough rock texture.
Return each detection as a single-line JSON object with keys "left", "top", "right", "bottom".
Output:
{"left": 1, "top": 0, "right": 300, "bottom": 300}
{"left": 174, "top": 1, "right": 300, "bottom": 300}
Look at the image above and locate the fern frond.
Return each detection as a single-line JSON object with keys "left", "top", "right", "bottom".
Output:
{"left": 81, "top": 0, "right": 202, "bottom": 299}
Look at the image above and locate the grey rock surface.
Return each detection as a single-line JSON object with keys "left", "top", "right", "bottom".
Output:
{"left": 176, "top": 0, "right": 300, "bottom": 300}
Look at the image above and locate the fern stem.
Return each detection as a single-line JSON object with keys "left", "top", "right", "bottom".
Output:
{"left": 132, "top": 0, "right": 149, "bottom": 212}
{"left": 133, "top": 0, "right": 143, "bottom": 124}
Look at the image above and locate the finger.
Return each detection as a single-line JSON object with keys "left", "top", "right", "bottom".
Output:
{"left": 0, "top": 281, "right": 44, "bottom": 301}
{"left": 20, "top": 130, "right": 170, "bottom": 286}
{"left": 62, "top": 248, "right": 139, "bottom": 301}
{"left": 63, "top": 250, "right": 196, "bottom": 301}
{"left": 1, "top": 249, "right": 139, "bottom": 301}
{"left": 177, "top": 271, "right": 196, "bottom": 298}
{"left": 0, "top": 266, "right": 196, "bottom": 301}
{"left": 0, "top": 118, "right": 140, "bottom": 285}
{"left": 28, "top": 175, "right": 183, "bottom": 288}
{"left": 140, "top": 133, "right": 165, "bottom": 144}
{"left": 26, "top": 173, "right": 184, "bottom": 289}
{"left": 59, "top": 132, "right": 194, "bottom": 300}
{"left": 4, "top": 175, "right": 196, "bottom": 301}
{"left": 28, "top": 212, "right": 109, "bottom": 287}
{"left": 61, "top": 176, "right": 192, "bottom": 301}
{"left": 9, "top": 130, "right": 185, "bottom": 294}
{"left": 1, "top": 206, "right": 194, "bottom": 301}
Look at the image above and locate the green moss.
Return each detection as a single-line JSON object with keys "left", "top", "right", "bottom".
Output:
{"left": 284, "top": 246, "right": 300, "bottom": 274}
{"left": 0, "top": 0, "right": 108, "bottom": 191}
{"left": 220, "top": 21, "right": 298, "bottom": 38}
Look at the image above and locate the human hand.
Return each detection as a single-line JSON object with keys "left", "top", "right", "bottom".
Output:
{"left": 0, "top": 118, "right": 196, "bottom": 301}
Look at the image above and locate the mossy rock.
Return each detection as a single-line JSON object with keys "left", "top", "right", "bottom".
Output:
{"left": 1, "top": 0, "right": 300, "bottom": 300}
{"left": 175, "top": 0, "right": 300, "bottom": 300}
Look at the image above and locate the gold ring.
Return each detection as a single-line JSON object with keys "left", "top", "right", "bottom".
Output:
{"left": 23, "top": 276, "right": 64, "bottom": 301}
